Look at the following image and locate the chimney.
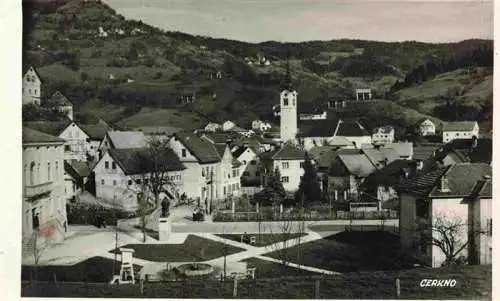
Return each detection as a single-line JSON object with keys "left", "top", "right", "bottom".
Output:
{"left": 440, "top": 176, "right": 450, "bottom": 193}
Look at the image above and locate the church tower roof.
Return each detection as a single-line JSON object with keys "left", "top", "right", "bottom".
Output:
{"left": 283, "top": 59, "right": 294, "bottom": 91}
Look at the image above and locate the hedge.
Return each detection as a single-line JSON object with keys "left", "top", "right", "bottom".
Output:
{"left": 66, "top": 203, "right": 149, "bottom": 226}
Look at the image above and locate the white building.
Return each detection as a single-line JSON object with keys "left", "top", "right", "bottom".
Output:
{"left": 22, "top": 128, "right": 68, "bottom": 248}
{"left": 204, "top": 122, "right": 222, "bottom": 132}
{"left": 233, "top": 145, "right": 263, "bottom": 187}
{"left": 168, "top": 133, "right": 242, "bottom": 212}
{"left": 252, "top": 120, "right": 272, "bottom": 132}
{"left": 93, "top": 148, "right": 186, "bottom": 210}
{"left": 64, "top": 160, "right": 91, "bottom": 202}
{"left": 272, "top": 144, "right": 306, "bottom": 192}
{"left": 442, "top": 121, "right": 480, "bottom": 144}
{"left": 222, "top": 121, "right": 236, "bottom": 132}
{"left": 299, "top": 111, "right": 327, "bottom": 121}
{"left": 417, "top": 118, "right": 436, "bottom": 136}
{"left": 398, "top": 163, "right": 492, "bottom": 267}
{"left": 355, "top": 88, "right": 372, "bottom": 101}
{"left": 22, "top": 65, "right": 42, "bottom": 105}
{"left": 47, "top": 91, "right": 74, "bottom": 121}
{"left": 372, "top": 126, "right": 395, "bottom": 145}
{"left": 99, "top": 131, "right": 148, "bottom": 158}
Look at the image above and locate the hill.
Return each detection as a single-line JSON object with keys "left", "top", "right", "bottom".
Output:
{"left": 22, "top": 0, "right": 493, "bottom": 132}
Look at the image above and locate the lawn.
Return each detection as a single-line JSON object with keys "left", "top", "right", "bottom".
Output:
{"left": 22, "top": 265, "right": 491, "bottom": 299}
{"left": 21, "top": 256, "right": 141, "bottom": 283}
{"left": 216, "top": 233, "right": 307, "bottom": 247}
{"left": 264, "top": 231, "right": 414, "bottom": 273}
{"left": 242, "top": 257, "right": 320, "bottom": 278}
{"left": 112, "top": 235, "right": 245, "bottom": 262}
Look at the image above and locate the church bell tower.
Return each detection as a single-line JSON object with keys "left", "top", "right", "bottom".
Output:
{"left": 280, "top": 61, "right": 298, "bottom": 143}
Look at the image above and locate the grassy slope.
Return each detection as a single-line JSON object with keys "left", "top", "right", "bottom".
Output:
{"left": 117, "top": 107, "right": 208, "bottom": 130}
{"left": 396, "top": 68, "right": 493, "bottom": 114}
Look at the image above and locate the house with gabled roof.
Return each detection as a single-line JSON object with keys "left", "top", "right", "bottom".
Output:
{"left": 233, "top": 145, "right": 264, "bottom": 189}
{"left": 22, "top": 65, "right": 42, "bottom": 105}
{"left": 22, "top": 127, "right": 68, "bottom": 251}
{"left": 92, "top": 147, "right": 186, "bottom": 211}
{"left": 168, "top": 133, "right": 241, "bottom": 211}
{"left": 416, "top": 118, "right": 436, "bottom": 136}
{"left": 442, "top": 121, "right": 479, "bottom": 143}
{"left": 99, "top": 131, "right": 148, "bottom": 159}
{"left": 398, "top": 163, "right": 492, "bottom": 267}
{"left": 47, "top": 91, "right": 74, "bottom": 120}
{"left": 24, "top": 120, "right": 92, "bottom": 162}
{"left": 372, "top": 125, "right": 395, "bottom": 145}
{"left": 272, "top": 144, "right": 306, "bottom": 192}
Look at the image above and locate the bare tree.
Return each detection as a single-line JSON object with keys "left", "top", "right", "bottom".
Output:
{"left": 131, "top": 137, "right": 179, "bottom": 242}
{"left": 29, "top": 228, "right": 50, "bottom": 282}
{"left": 419, "top": 214, "right": 487, "bottom": 266}
{"left": 264, "top": 210, "right": 304, "bottom": 266}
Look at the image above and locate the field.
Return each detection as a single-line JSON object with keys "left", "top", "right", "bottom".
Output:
{"left": 117, "top": 107, "right": 208, "bottom": 130}
{"left": 22, "top": 265, "right": 491, "bottom": 299}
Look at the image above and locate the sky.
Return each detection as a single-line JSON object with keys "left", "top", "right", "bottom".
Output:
{"left": 104, "top": 0, "right": 493, "bottom": 43}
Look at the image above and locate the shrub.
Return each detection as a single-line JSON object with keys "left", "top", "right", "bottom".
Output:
{"left": 66, "top": 203, "right": 139, "bottom": 226}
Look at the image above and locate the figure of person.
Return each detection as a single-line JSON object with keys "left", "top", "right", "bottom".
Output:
{"left": 161, "top": 198, "right": 170, "bottom": 217}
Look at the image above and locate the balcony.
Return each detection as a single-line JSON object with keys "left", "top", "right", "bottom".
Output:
{"left": 24, "top": 182, "right": 53, "bottom": 199}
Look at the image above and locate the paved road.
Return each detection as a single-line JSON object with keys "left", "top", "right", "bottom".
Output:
{"left": 171, "top": 219, "right": 398, "bottom": 234}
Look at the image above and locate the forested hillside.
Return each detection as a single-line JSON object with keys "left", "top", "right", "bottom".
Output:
{"left": 22, "top": 0, "right": 493, "bottom": 132}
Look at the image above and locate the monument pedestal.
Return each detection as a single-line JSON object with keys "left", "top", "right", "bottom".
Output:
{"left": 158, "top": 217, "right": 172, "bottom": 241}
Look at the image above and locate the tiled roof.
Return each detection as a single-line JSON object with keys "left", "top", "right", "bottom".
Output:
{"left": 413, "top": 146, "right": 439, "bottom": 161}
{"left": 363, "top": 159, "right": 415, "bottom": 188}
{"left": 362, "top": 148, "right": 400, "bottom": 168}
{"left": 22, "top": 65, "right": 43, "bottom": 83}
{"left": 442, "top": 121, "right": 477, "bottom": 132}
{"left": 337, "top": 153, "right": 377, "bottom": 177}
{"left": 386, "top": 142, "right": 413, "bottom": 158}
{"left": 232, "top": 146, "right": 249, "bottom": 158}
{"left": 398, "top": 166, "right": 449, "bottom": 196}
{"left": 310, "top": 147, "right": 360, "bottom": 171}
{"left": 429, "top": 163, "right": 492, "bottom": 198}
{"left": 64, "top": 160, "right": 91, "bottom": 179}
{"left": 107, "top": 131, "right": 148, "bottom": 149}
{"left": 79, "top": 124, "right": 111, "bottom": 140}
{"left": 299, "top": 118, "right": 340, "bottom": 138}
{"left": 174, "top": 133, "right": 221, "bottom": 164}
{"left": 203, "top": 132, "right": 244, "bottom": 145}
{"left": 373, "top": 126, "right": 394, "bottom": 134}
{"left": 336, "top": 120, "right": 370, "bottom": 137}
{"left": 232, "top": 158, "right": 242, "bottom": 168}
{"left": 329, "top": 136, "right": 351, "bottom": 146}
{"left": 23, "top": 120, "right": 72, "bottom": 136}
{"left": 434, "top": 138, "right": 492, "bottom": 164}
{"left": 22, "top": 127, "right": 65, "bottom": 144}
{"left": 48, "top": 91, "right": 72, "bottom": 106}
{"left": 272, "top": 144, "right": 306, "bottom": 160}
{"left": 214, "top": 144, "right": 228, "bottom": 157}
{"left": 108, "top": 148, "right": 186, "bottom": 175}
{"left": 399, "top": 163, "right": 492, "bottom": 198}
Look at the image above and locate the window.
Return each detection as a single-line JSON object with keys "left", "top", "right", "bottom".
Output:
{"left": 281, "top": 176, "right": 289, "bottom": 183}
{"left": 487, "top": 219, "right": 492, "bottom": 236}
{"left": 34, "top": 89, "right": 37, "bottom": 94}
{"left": 32, "top": 208, "right": 39, "bottom": 230}
{"left": 112, "top": 162, "right": 116, "bottom": 169}
{"left": 300, "top": 162, "right": 304, "bottom": 168}
{"left": 232, "top": 169, "right": 238, "bottom": 177}
{"left": 202, "top": 168, "right": 206, "bottom": 177}
{"left": 113, "top": 180, "right": 117, "bottom": 186}
{"left": 243, "top": 171, "right": 250, "bottom": 176}
{"left": 135, "top": 179, "right": 141, "bottom": 185}
{"left": 128, "top": 180, "right": 132, "bottom": 185}
{"left": 105, "top": 161, "right": 109, "bottom": 169}
{"left": 242, "top": 160, "right": 247, "bottom": 165}
{"left": 182, "top": 149, "right": 187, "bottom": 157}
{"left": 101, "top": 179, "right": 105, "bottom": 185}
{"left": 255, "top": 171, "right": 260, "bottom": 176}
{"left": 283, "top": 97, "right": 288, "bottom": 106}
{"left": 282, "top": 162, "right": 289, "bottom": 169}
{"left": 55, "top": 161, "right": 58, "bottom": 179}
{"left": 64, "top": 145, "right": 70, "bottom": 151}
{"left": 29, "top": 89, "right": 32, "bottom": 94}
{"left": 223, "top": 187, "right": 226, "bottom": 195}
{"left": 29, "top": 162, "right": 35, "bottom": 185}
{"left": 47, "top": 162, "right": 51, "bottom": 181}
{"left": 456, "top": 133, "right": 459, "bottom": 137}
